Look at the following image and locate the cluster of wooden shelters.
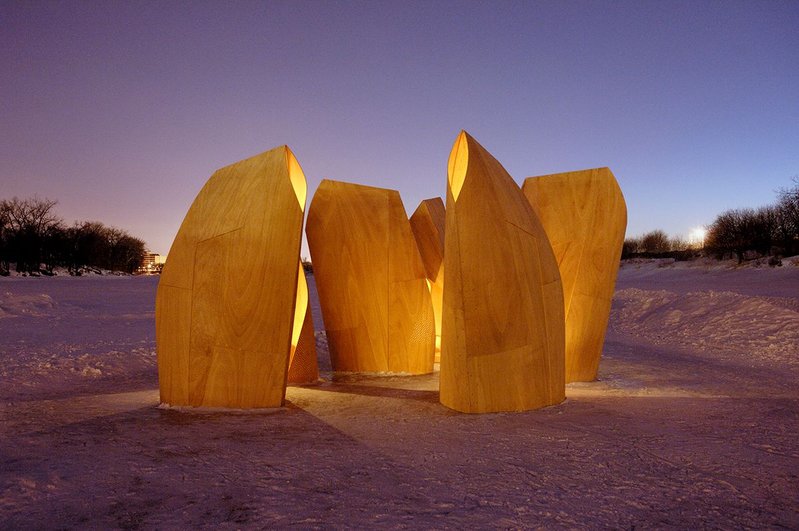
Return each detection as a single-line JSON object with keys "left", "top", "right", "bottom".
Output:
{"left": 156, "top": 131, "right": 626, "bottom": 413}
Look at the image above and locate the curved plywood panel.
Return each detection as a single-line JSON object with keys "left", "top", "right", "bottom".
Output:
{"left": 409, "top": 198, "right": 446, "bottom": 361}
{"left": 156, "top": 145, "right": 306, "bottom": 408}
{"left": 522, "top": 168, "right": 627, "bottom": 382}
{"left": 410, "top": 198, "right": 445, "bottom": 281}
{"left": 306, "top": 180, "right": 435, "bottom": 374}
{"left": 287, "top": 263, "right": 319, "bottom": 384}
{"left": 440, "top": 131, "right": 565, "bottom": 413}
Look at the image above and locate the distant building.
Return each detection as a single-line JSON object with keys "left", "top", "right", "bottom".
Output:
{"left": 138, "top": 252, "right": 166, "bottom": 274}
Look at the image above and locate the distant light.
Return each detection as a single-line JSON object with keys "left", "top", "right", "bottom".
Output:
{"left": 688, "top": 227, "right": 707, "bottom": 247}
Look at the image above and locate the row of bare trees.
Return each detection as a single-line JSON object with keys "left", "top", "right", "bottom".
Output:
{"left": 704, "top": 180, "right": 799, "bottom": 263}
{"left": 621, "top": 229, "right": 691, "bottom": 259}
{"left": 622, "top": 179, "right": 799, "bottom": 263}
{"left": 0, "top": 197, "right": 146, "bottom": 275}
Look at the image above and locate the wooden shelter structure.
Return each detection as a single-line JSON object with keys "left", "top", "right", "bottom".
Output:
{"left": 156, "top": 145, "right": 306, "bottom": 408}
{"left": 522, "top": 168, "right": 626, "bottom": 382}
{"left": 306, "top": 180, "right": 435, "bottom": 374}
{"left": 409, "top": 197, "right": 446, "bottom": 362}
{"left": 440, "top": 131, "right": 565, "bottom": 413}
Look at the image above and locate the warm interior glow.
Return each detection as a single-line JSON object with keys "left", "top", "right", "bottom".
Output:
{"left": 290, "top": 262, "right": 308, "bottom": 355}
{"left": 447, "top": 131, "right": 468, "bottom": 201}
{"left": 286, "top": 147, "right": 307, "bottom": 211}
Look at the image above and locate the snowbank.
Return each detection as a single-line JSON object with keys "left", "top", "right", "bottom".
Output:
{"left": 612, "top": 288, "right": 799, "bottom": 365}
{"left": 0, "top": 292, "right": 56, "bottom": 318}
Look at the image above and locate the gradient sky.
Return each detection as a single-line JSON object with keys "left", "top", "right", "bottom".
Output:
{"left": 2, "top": 1, "right": 797, "bottom": 256}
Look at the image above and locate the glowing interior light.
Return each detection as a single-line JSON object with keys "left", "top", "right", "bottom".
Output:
{"left": 286, "top": 147, "right": 307, "bottom": 211}
{"left": 291, "top": 263, "right": 308, "bottom": 354}
{"left": 447, "top": 131, "right": 468, "bottom": 201}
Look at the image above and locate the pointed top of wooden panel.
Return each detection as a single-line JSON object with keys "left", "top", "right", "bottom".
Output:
{"left": 409, "top": 197, "right": 445, "bottom": 281}
{"left": 447, "top": 131, "right": 469, "bottom": 201}
{"left": 440, "top": 130, "right": 565, "bottom": 413}
{"left": 409, "top": 197, "right": 446, "bottom": 362}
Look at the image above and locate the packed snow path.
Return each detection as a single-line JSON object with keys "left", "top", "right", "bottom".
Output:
{"left": 1, "top": 260, "right": 797, "bottom": 528}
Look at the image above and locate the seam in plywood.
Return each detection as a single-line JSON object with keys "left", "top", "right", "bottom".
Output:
{"left": 503, "top": 219, "right": 539, "bottom": 239}
{"left": 158, "top": 282, "right": 192, "bottom": 290}
{"left": 196, "top": 226, "right": 244, "bottom": 245}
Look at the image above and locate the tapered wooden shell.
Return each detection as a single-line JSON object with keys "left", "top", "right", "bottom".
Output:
{"left": 409, "top": 198, "right": 446, "bottom": 361}
{"left": 287, "top": 263, "right": 319, "bottom": 384}
{"left": 156, "top": 145, "right": 306, "bottom": 408}
{"left": 440, "top": 131, "right": 565, "bottom": 413}
{"left": 522, "top": 168, "right": 626, "bottom": 382}
{"left": 410, "top": 198, "right": 445, "bottom": 281}
{"left": 306, "top": 180, "right": 435, "bottom": 374}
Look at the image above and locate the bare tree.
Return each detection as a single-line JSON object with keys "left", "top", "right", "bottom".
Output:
{"left": 641, "top": 230, "right": 670, "bottom": 254}
{"left": 112, "top": 234, "right": 146, "bottom": 273}
{"left": 775, "top": 177, "right": 799, "bottom": 256}
{"left": 0, "top": 200, "right": 10, "bottom": 274}
{"left": 752, "top": 206, "right": 777, "bottom": 256}
{"left": 704, "top": 208, "right": 774, "bottom": 263}
{"left": 64, "top": 221, "right": 146, "bottom": 274}
{"left": 1, "top": 196, "right": 149, "bottom": 275}
{"left": 621, "top": 237, "right": 641, "bottom": 259}
{"left": 669, "top": 236, "right": 689, "bottom": 252}
{"left": 2, "top": 197, "right": 62, "bottom": 273}
{"left": 67, "top": 221, "right": 111, "bottom": 273}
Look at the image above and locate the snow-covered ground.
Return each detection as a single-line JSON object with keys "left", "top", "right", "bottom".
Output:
{"left": 1, "top": 260, "right": 797, "bottom": 528}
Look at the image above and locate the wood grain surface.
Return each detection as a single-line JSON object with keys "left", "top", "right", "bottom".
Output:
{"left": 522, "top": 168, "right": 626, "bottom": 382}
{"left": 409, "top": 198, "right": 446, "bottom": 361}
{"left": 306, "top": 180, "right": 435, "bottom": 374}
{"left": 440, "top": 131, "right": 565, "bottom": 413}
{"left": 156, "top": 145, "right": 305, "bottom": 408}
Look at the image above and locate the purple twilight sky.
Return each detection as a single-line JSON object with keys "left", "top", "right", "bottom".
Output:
{"left": 2, "top": 1, "right": 798, "bottom": 256}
